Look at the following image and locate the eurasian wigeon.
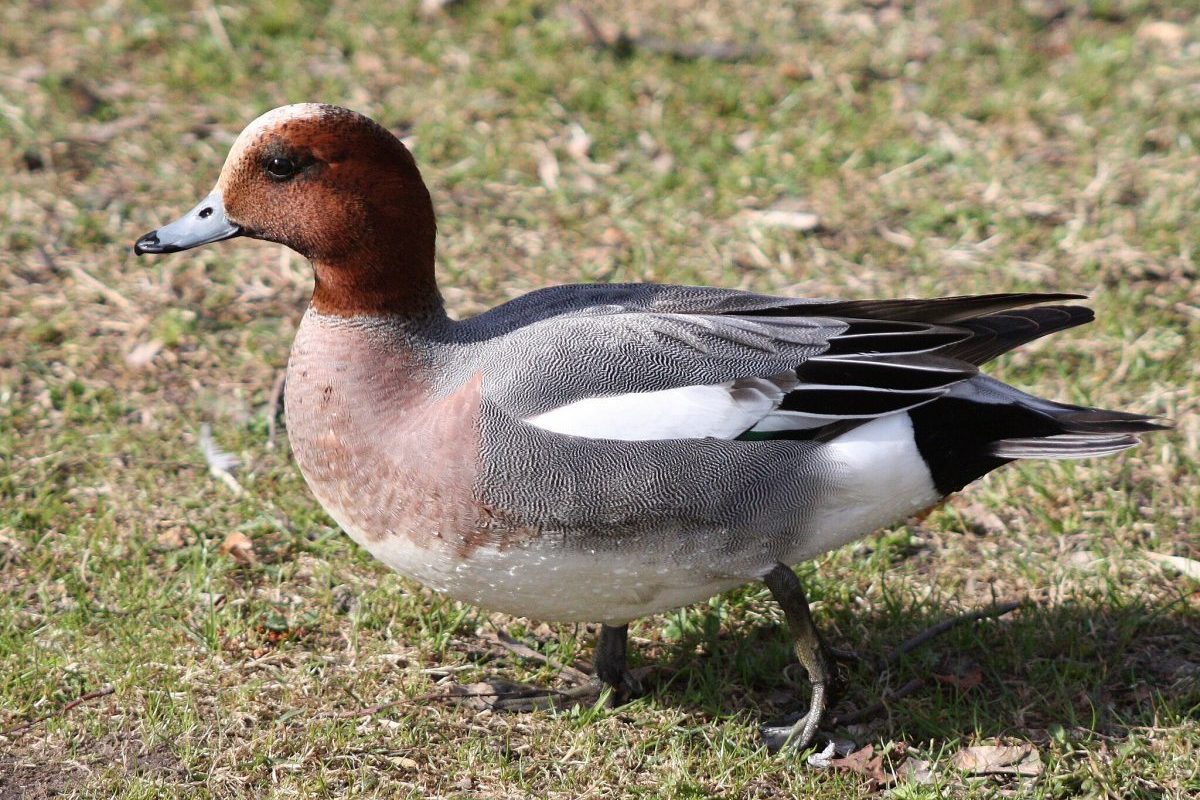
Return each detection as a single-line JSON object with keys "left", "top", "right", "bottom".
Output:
{"left": 134, "top": 103, "right": 1163, "bottom": 750}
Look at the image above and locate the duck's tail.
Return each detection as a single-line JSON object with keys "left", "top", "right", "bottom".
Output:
{"left": 988, "top": 404, "right": 1164, "bottom": 460}
{"left": 907, "top": 375, "right": 1167, "bottom": 495}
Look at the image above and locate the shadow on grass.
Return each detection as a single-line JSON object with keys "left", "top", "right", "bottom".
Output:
{"left": 642, "top": 595, "right": 1200, "bottom": 745}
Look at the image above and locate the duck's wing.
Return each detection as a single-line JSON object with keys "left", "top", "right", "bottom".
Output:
{"left": 462, "top": 283, "right": 822, "bottom": 333}
{"left": 468, "top": 291, "right": 1090, "bottom": 442}
{"left": 468, "top": 282, "right": 1084, "bottom": 332}
{"left": 464, "top": 290, "right": 1161, "bottom": 570}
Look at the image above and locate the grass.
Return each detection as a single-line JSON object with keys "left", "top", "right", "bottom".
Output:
{"left": 1, "top": 0, "right": 1198, "bottom": 797}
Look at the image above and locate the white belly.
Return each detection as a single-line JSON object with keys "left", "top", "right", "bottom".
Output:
{"left": 325, "top": 499, "right": 747, "bottom": 624}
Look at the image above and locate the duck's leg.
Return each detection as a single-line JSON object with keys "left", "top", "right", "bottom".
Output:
{"left": 490, "top": 624, "right": 641, "bottom": 711}
{"left": 592, "top": 623, "right": 642, "bottom": 704}
{"left": 760, "top": 562, "right": 841, "bottom": 752}
{"left": 551, "top": 623, "right": 642, "bottom": 706}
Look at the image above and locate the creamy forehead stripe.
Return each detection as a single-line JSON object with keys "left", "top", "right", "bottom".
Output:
{"left": 217, "top": 103, "right": 341, "bottom": 187}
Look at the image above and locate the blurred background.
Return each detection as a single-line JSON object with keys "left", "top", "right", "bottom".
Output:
{"left": 1, "top": 2, "right": 1197, "bottom": 797}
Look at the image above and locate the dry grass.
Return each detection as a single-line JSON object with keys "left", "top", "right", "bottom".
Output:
{"left": 1, "top": 1, "right": 1197, "bottom": 798}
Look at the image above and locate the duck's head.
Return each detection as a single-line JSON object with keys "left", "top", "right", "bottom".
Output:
{"left": 134, "top": 103, "right": 439, "bottom": 316}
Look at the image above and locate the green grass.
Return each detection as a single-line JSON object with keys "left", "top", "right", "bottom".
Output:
{"left": 1, "top": 1, "right": 1198, "bottom": 797}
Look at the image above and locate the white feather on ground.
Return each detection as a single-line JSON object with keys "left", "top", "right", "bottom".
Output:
{"left": 199, "top": 423, "right": 243, "bottom": 495}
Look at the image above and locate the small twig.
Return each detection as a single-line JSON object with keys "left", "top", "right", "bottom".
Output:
{"left": 320, "top": 627, "right": 607, "bottom": 722}
{"left": 266, "top": 370, "right": 286, "bottom": 449}
{"left": 72, "top": 111, "right": 154, "bottom": 145}
{"left": 571, "top": 7, "right": 761, "bottom": 63}
{"left": 2, "top": 686, "right": 114, "bottom": 738}
{"left": 200, "top": 0, "right": 234, "bottom": 52}
{"left": 13, "top": 248, "right": 54, "bottom": 285}
{"left": 832, "top": 677, "right": 925, "bottom": 726}
{"left": 322, "top": 686, "right": 572, "bottom": 719}
{"left": 58, "top": 687, "right": 115, "bottom": 715}
{"left": 886, "top": 600, "right": 1022, "bottom": 666}
{"left": 635, "top": 36, "right": 761, "bottom": 62}
{"left": 573, "top": 6, "right": 621, "bottom": 50}
{"left": 426, "top": 687, "right": 567, "bottom": 702}
{"left": 37, "top": 246, "right": 63, "bottom": 276}
{"left": 484, "top": 630, "right": 593, "bottom": 686}
{"left": 65, "top": 261, "right": 135, "bottom": 311}
{"left": 827, "top": 600, "right": 1022, "bottom": 727}
{"left": 326, "top": 699, "right": 406, "bottom": 719}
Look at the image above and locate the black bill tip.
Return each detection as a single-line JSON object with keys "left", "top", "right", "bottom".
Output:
{"left": 134, "top": 230, "right": 178, "bottom": 255}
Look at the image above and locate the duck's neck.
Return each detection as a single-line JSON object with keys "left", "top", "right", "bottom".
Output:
{"left": 309, "top": 153, "right": 443, "bottom": 320}
{"left": 310, "top": 250, "right": 446, "bottom": 320}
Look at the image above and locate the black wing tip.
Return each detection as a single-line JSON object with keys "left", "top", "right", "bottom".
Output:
{"left": 1056, "top": 408, "right": 1173, "bottom": 434}
{"left": 750, "top": 292, "right": 1093, "bottom": 321}
{"left": 944, "top": 303, "right": 1097, "bottom": 366}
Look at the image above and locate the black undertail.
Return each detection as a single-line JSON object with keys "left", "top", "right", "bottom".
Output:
{"left": 908, "top": 392, "right": 1164, "bottom": 495}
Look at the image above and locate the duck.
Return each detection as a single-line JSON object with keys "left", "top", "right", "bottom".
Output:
{"left": 134, "top": 103, "right": 1163, "bottom": 751}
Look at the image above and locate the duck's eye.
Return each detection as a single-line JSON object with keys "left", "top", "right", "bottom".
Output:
{"left": 266, "top": 156, "right": 296, "bottom": 180}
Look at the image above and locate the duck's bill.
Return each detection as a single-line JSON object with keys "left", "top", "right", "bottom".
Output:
{"left": 133, "top": 189, "right": 242, "bottom": 255}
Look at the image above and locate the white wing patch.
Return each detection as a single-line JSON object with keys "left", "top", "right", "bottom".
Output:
{"left": 524, "top": 374, "right": 798, "bottom": 441}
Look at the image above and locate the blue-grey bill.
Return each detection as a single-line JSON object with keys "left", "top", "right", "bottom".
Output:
{"left": 133, "top": 189, "right": 242, "bottom": 255}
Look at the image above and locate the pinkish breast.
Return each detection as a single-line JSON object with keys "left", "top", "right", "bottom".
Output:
{"left": 283, "top": 311, "right": 501, "bottom": 572}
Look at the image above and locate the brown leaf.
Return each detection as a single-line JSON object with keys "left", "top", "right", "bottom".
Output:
{"left": 934, "top": 665, "right": 983, "bottom": 691}
{"left": 829, "top": 744, "right": 889, "bottom": 786}
{"left": 898, "top": 756, "right": 935, "bottom": 784}
{"left": 599, "top": 227, "right": 628, "bottom": 248}
{"left": 219, "top": 532, "right": 257, "bottom": 565}
{"left": 964, "top": 502, "right": 1007, "bottom": 536}
{"left": 156, "top": 525, "right": 188, "bottom": 549}
{"left": 953, "top": 743, "right": 1043, "bottom": 776}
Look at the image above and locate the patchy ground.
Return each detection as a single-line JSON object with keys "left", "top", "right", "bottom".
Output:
{"left": 1, "top": 1, "right": 1197, "bottom": 798}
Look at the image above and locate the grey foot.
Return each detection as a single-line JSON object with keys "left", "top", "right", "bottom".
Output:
{"left": 760, "top": 681, "right": 827, "bottom": 752}
{"left": 556, "top": 671, "right": 643, "bottom": 707}
{"left": 761, "top": 563, "right": 842, "bottom": 753}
